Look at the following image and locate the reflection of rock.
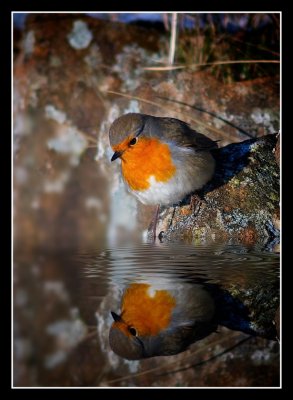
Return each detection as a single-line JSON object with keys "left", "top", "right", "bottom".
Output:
{"left": 212, "top": 281, "right": 279, "bottom": 340}
{"left": 153, "top": 134, "right": 279, "bottom": 247}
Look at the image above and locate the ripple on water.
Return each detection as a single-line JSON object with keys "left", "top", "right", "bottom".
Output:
{"left": 78, "top": 242, "right": 280, "bottom": 288}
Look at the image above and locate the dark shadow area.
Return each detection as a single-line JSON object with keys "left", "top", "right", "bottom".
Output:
{"left": 181, "top": 134, "right": 277, "bottom": 205}
{"left": 129, "top": 20, "right": 167, "bottom": 33}
{"left": 180, "top": 139, "right": 254, "bottom": 208}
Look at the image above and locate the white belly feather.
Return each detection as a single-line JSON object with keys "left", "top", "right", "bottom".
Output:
{"left": 124, "top": 145, "right": 215, "bottom": 206}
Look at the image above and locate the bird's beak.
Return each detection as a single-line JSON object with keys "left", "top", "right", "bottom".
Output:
{"left": 111, "top": 151, "right": 123, "bottom": 162}
{"left": 111, "top": 311, "right": 123, "bottom": 322}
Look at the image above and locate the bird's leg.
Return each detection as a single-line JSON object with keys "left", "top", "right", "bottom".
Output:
{"left": 151, "top": 204, "right": 161, "bottom": 242}
{"left": 167, "top": 205, "right": 176, "bottom": 229}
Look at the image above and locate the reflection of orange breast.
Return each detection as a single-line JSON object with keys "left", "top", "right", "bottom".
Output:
{"left": 121, "top": 283, "right": 176, "bottom": 336}
{"left": 120, "top": 138, "right": 176, "bottom": 191}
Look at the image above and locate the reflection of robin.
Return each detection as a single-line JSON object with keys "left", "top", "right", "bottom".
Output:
{"left": 109, "top": 113, "right": 217, "bottom": 206}
{"left": 109, "top": 282, "right": 216, "bottom": 360}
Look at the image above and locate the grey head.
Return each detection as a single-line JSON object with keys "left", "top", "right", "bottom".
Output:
{"left": 109, "top": 324, "right": 146, "bottom": 360}
{"left": 109, "top": 113, "right": 147, "bottom": 148}
{"left": 109, "top": 318, "right": 217, "bottom": 360}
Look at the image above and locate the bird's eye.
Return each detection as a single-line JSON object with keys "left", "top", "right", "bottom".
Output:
{"left": 129, "top": 327, "right": 137, "bottom": 336}
{"left": 129, "top": 137, "right": 137, "bottom": 146}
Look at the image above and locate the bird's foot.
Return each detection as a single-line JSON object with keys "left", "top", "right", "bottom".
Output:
{"left": 158, "top": 231, "right": 165, "bottom": 242}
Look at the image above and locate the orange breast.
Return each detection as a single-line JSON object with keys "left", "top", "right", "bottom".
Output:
{"left": 115, "top": 137, "right": 176, "bottom": 191}
{"left": 120, "top": 283, "right": 176, "bottom": 336}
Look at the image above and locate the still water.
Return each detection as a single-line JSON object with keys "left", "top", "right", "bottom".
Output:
{"left": 13, "top": 242, "right": 280, "bottom": 387}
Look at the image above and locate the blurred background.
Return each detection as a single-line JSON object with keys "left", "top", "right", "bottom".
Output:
{"left": 13, "top": 12, "right": 280, "bottom": 387}
{"left": 13, "top": 12, "right": 280, "bottom": 250}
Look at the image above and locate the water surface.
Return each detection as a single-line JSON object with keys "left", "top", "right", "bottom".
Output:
{"left": 14, "top": 242, "right": 280, "bottom": 387}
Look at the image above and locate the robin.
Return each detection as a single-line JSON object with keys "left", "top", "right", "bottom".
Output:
{"left": 109, "top": 113, "right": 217, "bottom": 207}
{"left": 109, "top": 282, "right": 216, "bottom": 359}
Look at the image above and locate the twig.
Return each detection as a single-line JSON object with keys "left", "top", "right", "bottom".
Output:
{"left": 157, "top": 335, "right": 252, "bottom": 376}
{"left": 156, "top": 96, "right": 254, "bottom": 139}
{"left": 143, "top": 59, "right": 280, "bottom": 71}
{"left": 169, "top": 13, "right": 178, "bottom": 65}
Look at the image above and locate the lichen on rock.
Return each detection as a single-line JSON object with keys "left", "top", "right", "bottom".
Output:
{"left": 67, "top": 20, "right": 93, "bottom": 50}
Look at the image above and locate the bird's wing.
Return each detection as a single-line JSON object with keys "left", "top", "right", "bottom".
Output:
{"left": 158, "top": 118, "right": 218, "bottom": 151}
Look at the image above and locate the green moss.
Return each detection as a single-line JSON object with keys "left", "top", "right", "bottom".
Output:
{"left": 268, "top": 192, "right": 279, "bottom": 202}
